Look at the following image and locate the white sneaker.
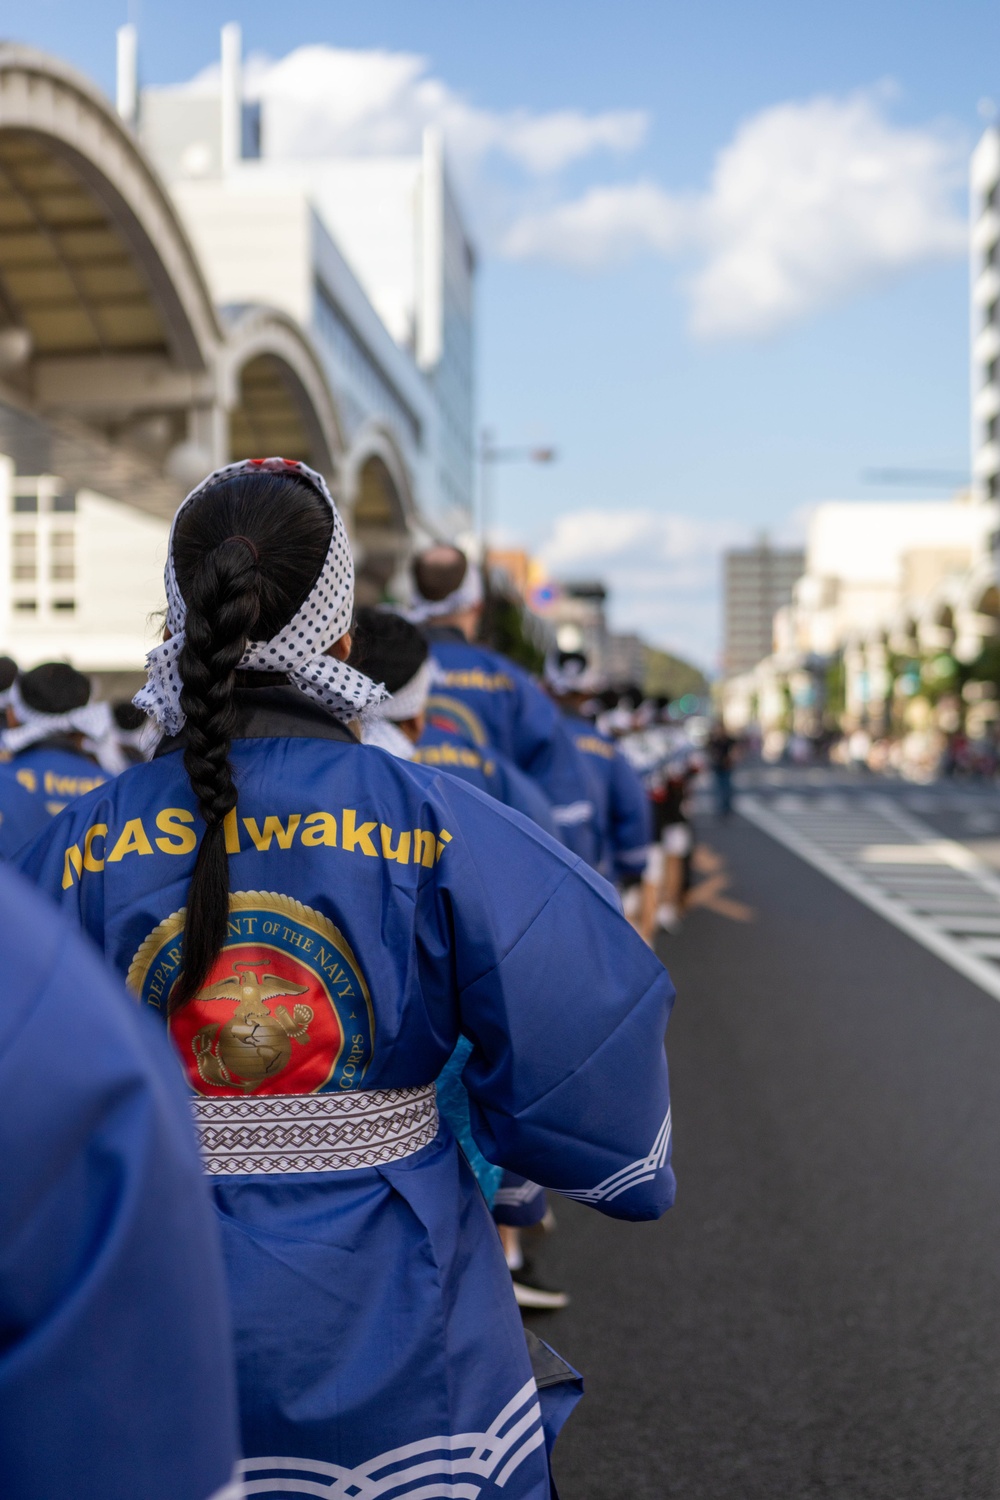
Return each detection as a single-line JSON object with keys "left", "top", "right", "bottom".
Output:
{"left": 511, "top": 1266, "right": 569, "bottom": 1311}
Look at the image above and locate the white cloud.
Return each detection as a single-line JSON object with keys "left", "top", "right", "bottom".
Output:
{"left": 539, "top": 508, "right": 741, "bottom": 571}
{"left": 537, "top": 508, "right": 749, "bottom": 667}
{"left": 689, "top": 91, "right": 966, "bottom": 337}
{"left": 185, "top": 45, "right": 647, "bottom": 180}
{"left": 502, "top": 182, "right": 687, "bottom": 268}
{"left": 179, "top": 49, "right": 966, "bottom": 337}
{"left": 504, "top": 89, "right": 967, "bottom": 337}
{"left": 492, "top": 110, "right": 648, "bottom": 177}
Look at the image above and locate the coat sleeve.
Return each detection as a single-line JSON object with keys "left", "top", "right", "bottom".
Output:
{"left": 0, "top": 771, "right": 48, "bottom": 861}
{"left": 490, "top": 754, "right": 559, "bottom": 838}
{"left": 431, "top": 782, "right": 675, "bottom": 1222}
{"left": 0, "top": 866, "right": 240, "bottom": 1500}
{"left": 507, "top": 671, "right": 598, "bottom": 862}
{"left": 609, "top": 749, "right": 654, "bottom": 881}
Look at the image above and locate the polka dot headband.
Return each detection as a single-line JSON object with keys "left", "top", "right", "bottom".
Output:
{"left": 134, "top": 457, "right": 387, "bottom": 735}
{"left": 3, "top": 679, "right": 114, "bottom": 755}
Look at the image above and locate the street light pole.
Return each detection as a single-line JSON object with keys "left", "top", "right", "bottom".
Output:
{"left": 478, "top": 427, "right": 557, "bottom": 568}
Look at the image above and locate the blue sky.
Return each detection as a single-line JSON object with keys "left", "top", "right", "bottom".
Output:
{"left": 14, "top": 0, "right": 1000, "bottom": 666}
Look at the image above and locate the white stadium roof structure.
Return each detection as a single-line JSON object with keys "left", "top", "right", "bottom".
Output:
{"left": 0, "top": 45, "right": 346, "bottom": 517}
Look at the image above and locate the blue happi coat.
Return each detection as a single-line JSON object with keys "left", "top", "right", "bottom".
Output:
{"left": 0, "top": 860, "right": 238, "bottom": 1500}
{"left": 425, "top": 628, "right": 597, "bottom": 860}
{"left": 565, "top": 715, "right": 652, "bottom": 882}
{"left": 415, "top": 716, "right": 557, "bottom": 836}
{"left": 17, "top": 688, "right": 675, "bottom": 1500}
{"left": 0, "top": 740, "right": 107, "bottom": 859}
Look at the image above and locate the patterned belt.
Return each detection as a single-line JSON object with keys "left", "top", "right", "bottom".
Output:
{"left": 191, "top": 1085, "right": 439, "bottom": 1176}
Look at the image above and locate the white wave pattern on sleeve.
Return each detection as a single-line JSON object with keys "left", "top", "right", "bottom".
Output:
{"left": 550, "top": 799, "right": 594, "bottom": 826}
{"left": 559, "top": 1107, "right": 672, "bottom": 1205}
{"left": 492, "top": 1179, "right": 545, "bottom": 1210}
{"left": 238, "top": 1378, "right": 543, "bottom": 1497}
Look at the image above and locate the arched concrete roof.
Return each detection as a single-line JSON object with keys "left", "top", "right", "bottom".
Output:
{"left": 341, "top": 424, "right": 418, "bottom": 604}
{"left": 220, "top": 305, "right": 344, "bottom": 479}
{"left": 341, "top": 421, "right": 416, "bottom": 534}
{"left": 0, "top": 46, "right": 219, "bottom": 373}
{"left": 0, "top": 48, "right": 418, "bottom": 542}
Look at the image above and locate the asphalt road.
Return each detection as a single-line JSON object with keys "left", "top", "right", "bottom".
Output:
{"left": 526, "top": 777, "right": 1000, "bottom": 1499}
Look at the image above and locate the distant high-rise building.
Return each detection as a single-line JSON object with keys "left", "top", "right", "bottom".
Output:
{"left": 723, "top": 542, "right": 804, "bottom": 675}
{"left": 971, "top": 126, "right": 1000, "bottom": 502}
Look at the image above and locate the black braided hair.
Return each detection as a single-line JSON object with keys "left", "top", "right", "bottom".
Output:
{"left": 169, "top": 470, "right": 334, "bottom": 1008}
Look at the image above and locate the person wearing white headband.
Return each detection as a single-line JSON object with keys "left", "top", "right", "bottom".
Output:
{"left": 353, "top": 606, "right": 436, "bottom": 760}
{"left": 543, "top": 648, "right": 653, "bottom": 900}
{"left": 355, "top": 607, "right": 560, "bottom": 842}
{"left": 411, "top": 543, "right": 599, "bottom": 863}
{"left": 0, "top": 662, "right": 110, "bottom": 858}
{"left": 405, "top": 548, "right": 484, "bottom": 627}
{"left": 17, "top": 456, "right": 678, "bottom": 1500}
{"left": 353, "top": 607, "right": 569, "bottom": 1310}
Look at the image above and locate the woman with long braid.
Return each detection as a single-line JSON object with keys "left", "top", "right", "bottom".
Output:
{"left": 17, "top": 457, "right": 677, "bottom": 1500}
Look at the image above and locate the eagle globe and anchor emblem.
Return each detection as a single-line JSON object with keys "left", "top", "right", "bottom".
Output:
{"left": 127, "top": 892, "right": 375, "bottom": 1096}
{"left": 191, "top": 962, "right": 313, "bottom": 1090}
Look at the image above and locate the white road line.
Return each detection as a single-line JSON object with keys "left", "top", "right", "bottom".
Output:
{"left": 739, "top": 795, "right": 1000, "bottom": 1004}
{"left": 966, "top": 939, "right": 1000, "bottom": 958}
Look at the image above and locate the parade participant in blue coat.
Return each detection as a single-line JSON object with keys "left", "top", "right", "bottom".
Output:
{"left": 352, "top": 607, "right": 556, "bottom": 835}
{"left": 0, "top": 663, "right": 109, "bottom": 858}
{"left": 351, "top": 608, "right": 507, "bottom": 1207}
{"left": 0, "top": 859, "right": 240, "bottom": 1500}
{"left": 544, "top": 648, "right": 652, "bottom": 888}
{"left": 351, "top": 605, "right": 436, "bottom": 762}
{"left": 408, "top": 544, "right": 597, "bottom": 858}
{"left": 355, "top": 609, "right": 568, "bottom": 1311}
{"left": 418, "top": 700, "right": 557, "bottom": 836}
{"left": 17, "top": 457, "right": 676, "bottom": 1500}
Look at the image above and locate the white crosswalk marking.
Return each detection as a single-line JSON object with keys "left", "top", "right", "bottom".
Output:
{"left": 740, "top": 793, "right": 1000, "bottom": 1002}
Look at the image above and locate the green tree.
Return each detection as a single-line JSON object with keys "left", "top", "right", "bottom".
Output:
{"left": 644, "top": 648, "right": 708, "bottom": 700}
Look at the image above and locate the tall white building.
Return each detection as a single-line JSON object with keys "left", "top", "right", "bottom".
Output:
{"left": 774, "top": 498, "right": 997, "bottom": 660}
{"left": 971, "top": 126, "right": 1000, "bottom": 503}
{"left": 139, "top": 26, "right": 475, "bottom": 551}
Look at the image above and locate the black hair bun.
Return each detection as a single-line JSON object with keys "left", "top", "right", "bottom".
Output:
{"left": 350, "top": 608, "right": 428, "bottom": 696}
{"left": 19, "top": 662, "right": 91, "bottom": 715}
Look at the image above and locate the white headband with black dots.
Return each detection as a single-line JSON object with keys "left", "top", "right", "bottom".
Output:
{"left": 134, "top": 457, "right": 387, "bottom": 736}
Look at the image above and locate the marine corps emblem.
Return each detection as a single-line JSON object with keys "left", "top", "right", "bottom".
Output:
{"left": 190, "top": 964, "right": 313, "bottom": 1090}
{"left": 128, "top": 891, "right": 374, "bottom": 1097}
